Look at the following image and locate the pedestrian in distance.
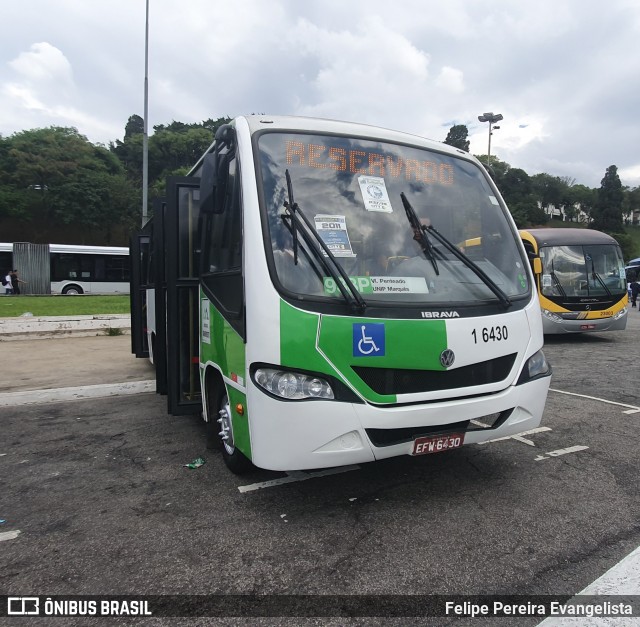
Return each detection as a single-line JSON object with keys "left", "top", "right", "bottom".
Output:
{"left": 3, "top": 271, "right": 13, "bottom": 295}
{"left": 630, "top": 279, "right": 640, "bottom": 309}
{"left": 10, "top": 269, "right": 27, "bottom": 295}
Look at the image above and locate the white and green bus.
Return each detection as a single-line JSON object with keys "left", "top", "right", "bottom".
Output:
{"left": 131, "top": 115, "right": 551, "bottom": 474}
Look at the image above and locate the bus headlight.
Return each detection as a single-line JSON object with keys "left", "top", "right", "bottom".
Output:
{"left": 613, "top": 306, "right": 627, "bottom": 320}
{"left": 516, "top": 349, "right": 552, "bottom": 385}
{"left": 542, "top": 309, "right": 563, "bottom": 323}
{"left": 254, "top": 367, "right": 335, "bottom": 400}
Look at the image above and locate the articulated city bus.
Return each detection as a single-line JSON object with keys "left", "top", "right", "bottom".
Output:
{"left": 1, "top": 242, "right": 130, "bottom": 294}
{"left": 131, "top": 115, "right": 551, "bottom": 474}
{"left": 519, "top": 228, "right": 627, "bottom": 334}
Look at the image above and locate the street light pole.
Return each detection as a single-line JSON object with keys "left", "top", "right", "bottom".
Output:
{"left": 477, "top": 112, "right": 503, "bottom": 166}
{"left": 141, "top": 0, "right": 149, "bottom": 228}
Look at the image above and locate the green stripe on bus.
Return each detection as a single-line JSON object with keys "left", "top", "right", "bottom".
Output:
{"left": 200, "top": 299, "right": 251, "bottom": 459}
{"left": 280, "top": 300, "right": 448, "bottom": 403}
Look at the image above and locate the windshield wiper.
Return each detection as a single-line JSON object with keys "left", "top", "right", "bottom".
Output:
{"left": 400, "top": 192, "right": 439, "bottom": 275}
{"left": 282, "top": 170, "right": 366, "bottom": 313}
{"left": 588, "top": 256, "right": 612, "bottom": 297}
{"left": 401, "top": 192, "right": 511, "bottom": 308}
{"left": 550, "top": 260, "right": 567, "bottom": 298}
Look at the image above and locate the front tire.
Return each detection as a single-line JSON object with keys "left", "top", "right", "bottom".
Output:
{"left": 206, "top": 380, "right": 253, "bottom": 474}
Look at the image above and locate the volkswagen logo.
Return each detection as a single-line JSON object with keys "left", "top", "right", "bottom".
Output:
{"left": 440, "top": 349, "right": 455, "bottom": 368}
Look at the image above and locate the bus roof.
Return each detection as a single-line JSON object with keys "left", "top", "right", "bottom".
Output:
{"left": 191, "top": 115, "right": 479, "bottom": 175}
{"left": 49, "top": 244, "right": 128, "bottom": 255}
{"left": 520, "top": 228, "right": 620, "bottom": 248}
{"left": 1, "top": 243, "right": 128, "bottom": 255}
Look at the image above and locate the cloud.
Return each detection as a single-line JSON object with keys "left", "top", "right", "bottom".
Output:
{"left": 435, "top": 67, "right": 464, "bottom": 94}
{"left": 291, "top": 15, "right": 430, "bottom": 128}
{"left": 9, "top": 42, "right": 74, "bottom": 89}
{"left": 2, "top": 0, "right": 640, "bottom": 188}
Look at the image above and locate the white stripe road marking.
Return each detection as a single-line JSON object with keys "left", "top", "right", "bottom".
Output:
{"left": 534, "top": 446, "right": 589, "bottom": 462}
{"left": 511, "top": 435, "right": 537, "bottom": 446}
{"left": 0, "top": 381, "right": 156, "bottom": 407}
{"left": 536, "top": 544, "right": 640, "bottom": 625}
{"left": 550, "top": 388, "right": 640, "bottom": 413}
{"left": 479, "top": 426, "right": 552, "bottom": 445}
{"left": 238, "top": 465, "right": 361, "bottom": 493}
{"left": 0, "top": 530, "right": 21, "bottom": 542}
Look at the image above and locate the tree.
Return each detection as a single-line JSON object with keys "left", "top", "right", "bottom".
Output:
{"left": 591, "top": 165, "right": 624, "bottom": 232}
{"left": 443, "top": 124, "right": 470, "bottom": 152}
{"left": 124, "top": 114, "right": 144, "bottom": 139}
{"left": 531, "top": 173, "right": 565, "bottom": 219}
{"left": 110, "top": 115, "right": 231, "bottom": 191}
{"left": 0, "top": 127, "right": 138, "bottom": 241}
{"left": 568, "top": 184, "right": 596, "bottom": 223}
{"left": 499, "top": 168, "right": 547, "bottom": 227}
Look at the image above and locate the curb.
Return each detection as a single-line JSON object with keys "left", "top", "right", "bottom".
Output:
{"left": 0, "top": 314, "right": 131, "bottom": 341}
{"left": 0, "top": 380, "right": 156, "bottom": 407}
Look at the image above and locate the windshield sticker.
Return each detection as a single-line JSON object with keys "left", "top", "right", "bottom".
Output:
{"left": 358, "top": 175, "right": 393, "bottom": 213}
{"left": 489, "top": 196, "right": 499, "bottom": 205}
{"left": 314, "top": 215, "right": 356, "bottom": 257}
{"left": 324, "top": 276, "right": 429, "bottom": 295}
{"left": 542, "top": 274, "right": 552, "bottom": 288}
{"left": 201, "top": 300, "right": 211, "bottom": 344}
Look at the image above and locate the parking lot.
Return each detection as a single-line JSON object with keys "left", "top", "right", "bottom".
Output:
{"left": 1, "top": 315, "right": 639, "bottom": 625}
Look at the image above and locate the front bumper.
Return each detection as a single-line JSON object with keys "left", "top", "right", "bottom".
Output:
{"left": 247, "top": 375, "right": 551, "bottom": 471}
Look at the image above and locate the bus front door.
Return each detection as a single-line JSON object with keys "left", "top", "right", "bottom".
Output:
{"left": 163, "top": 177, "right": 202, "bottom": 415}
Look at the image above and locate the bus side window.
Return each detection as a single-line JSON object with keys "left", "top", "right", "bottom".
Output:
{"left": 200, "top": 154, "right": 245, "bottom": 337}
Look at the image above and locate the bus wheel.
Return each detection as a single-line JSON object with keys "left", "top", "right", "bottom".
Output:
{"left": 62, "top": 285, "right": 83, "bottom": 295}
{"left": 212, "top": 390, "right": 253, "bottom": 475}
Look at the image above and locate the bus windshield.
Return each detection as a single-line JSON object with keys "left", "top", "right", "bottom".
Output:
{"left": 538, "top": 244, "right": 626, "bottom": 298}
{"left": 258, "top": 132, "right": 529, "bottom": 307}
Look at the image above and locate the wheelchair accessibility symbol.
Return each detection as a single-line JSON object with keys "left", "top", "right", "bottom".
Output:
{"left": 353, "top": 323, "right": 385, "bottom": 357}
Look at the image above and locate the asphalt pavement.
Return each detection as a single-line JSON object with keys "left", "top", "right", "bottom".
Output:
{"left": 1, "top": 311, "right": 639, "bottom": 625}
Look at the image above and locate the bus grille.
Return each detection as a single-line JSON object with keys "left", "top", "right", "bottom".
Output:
{"left": 352, "top": 353, "right": 517, "bottom": 396}
{"left": 366, "top": 409, "right": 513, "bottom": 447}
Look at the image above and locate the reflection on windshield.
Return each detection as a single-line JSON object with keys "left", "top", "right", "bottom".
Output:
{"left": 259, "top": 132, "right": 530, "bottom": 307}
{"left": 539, "top": 245, "right": 626, "bottom": 298}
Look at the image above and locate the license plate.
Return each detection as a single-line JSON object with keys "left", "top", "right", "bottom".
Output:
{"left": 412, "top": 433, "right": 465, "bottom": 455}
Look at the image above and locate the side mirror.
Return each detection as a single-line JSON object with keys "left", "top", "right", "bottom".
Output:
{"left": 532, "top": 257, "right": 542, "bottom": 274}
{"left": 199, "top": 124, "right": 235, "bottom": 215}
{"left": 199, "top": 153, "right": 217, "bottom": 214}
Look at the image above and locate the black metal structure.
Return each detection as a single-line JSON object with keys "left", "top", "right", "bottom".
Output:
{"left": 129, "top": 223, "right": 151, "bottom": 359}
{"left": 163, "top": 177, "right": 202, "bottom": 415}
{"left": 130, "top": 182, "right": 202, "bottom": 416}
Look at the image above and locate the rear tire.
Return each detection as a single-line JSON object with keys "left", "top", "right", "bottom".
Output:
{"left": 206, "top": 378, "right": 253, "bottom": 475}
{"left": 62, "top": 284, "right": 83, "bottom": 295}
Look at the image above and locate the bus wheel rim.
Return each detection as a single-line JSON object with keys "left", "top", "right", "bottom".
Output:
{"left": 218, "top": 397, "right": 235, "bottom": 455}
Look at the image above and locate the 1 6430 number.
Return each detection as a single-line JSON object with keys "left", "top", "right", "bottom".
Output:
{"left": 471, "top": 325, "right": 508, "bottom": 344}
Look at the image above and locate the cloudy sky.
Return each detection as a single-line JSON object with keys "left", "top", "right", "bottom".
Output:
{"left": 2, "top": 0, "right": 640, "bottom": 188}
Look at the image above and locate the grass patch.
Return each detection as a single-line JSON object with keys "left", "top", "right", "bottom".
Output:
{"left": 0, "top": 295, "right": 130, "bottom": 318}
{"left": 103, "top": 326, "right": 124, "bottom": 336}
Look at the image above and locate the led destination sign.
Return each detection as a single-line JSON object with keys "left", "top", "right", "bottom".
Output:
{"left": 285, "top": 140, "right": 454, "bottom": 186}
